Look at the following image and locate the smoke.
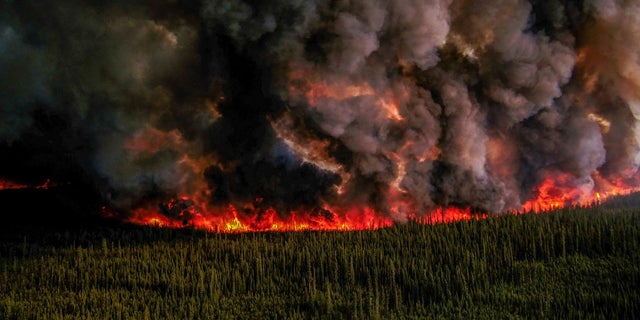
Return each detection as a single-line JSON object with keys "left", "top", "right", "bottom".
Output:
{"left": 1, "top": 0, "right": 639, "bottom": 219}
{"left": 0, "top": 26, "right": 50, "bottom": 142}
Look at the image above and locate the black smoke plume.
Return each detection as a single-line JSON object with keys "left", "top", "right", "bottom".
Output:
{"left": 1, "top": 0, "right": 639, "bottom": 220}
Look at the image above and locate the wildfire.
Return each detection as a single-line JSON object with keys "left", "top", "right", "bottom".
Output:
{"left": 124, "top": 193, "right": 497, "bottom": 233}
{"left": 0, "top": 178, "right": 53, "bottom": 190}
{"left": 521, "top": 171, "right": 640, "bottom": 213}
{"left": 120, "top": 168, "right": 640, "bottom": 233}
{"left": 127, "top": 200, "right": 396, "bottom": 232}
{"left": 0, "top": 179, "right": 28, "bottom": 190}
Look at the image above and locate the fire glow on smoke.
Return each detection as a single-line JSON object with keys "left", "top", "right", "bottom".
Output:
{"left": 3, "top": 1, "right": 640, "bottom": 232}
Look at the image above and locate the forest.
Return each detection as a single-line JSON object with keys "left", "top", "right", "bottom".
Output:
{"left": 1, "top": 198, "right": 639, "bottom": 319}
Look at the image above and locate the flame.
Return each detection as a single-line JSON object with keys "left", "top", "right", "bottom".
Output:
{"left": 305, "top": 82, "right": 375, "bottom": 105}
{"left": 120, "top": 166, "right": 640, "bottom": 233}
{"left": 378, "top": 93, "right": 404, "bottom": 122}
{"left": 0, "top": 178, "right": 53, "bottom": 190}
{"left": 288, "top": 68, "right": 405, "bottom": 122}
{"left": 587, "top": 113, "right": 611, "bottom": 133}
{"left": 128, "top": 200, "right": 397, "bottom": 232}
{"left": 417, "top": 207, "right": 487, "bottom": 224}
{"left": 521, "top": 170, "right": 640, "bottom": 212}
{"left": 271, "top": 115, "right": 344, "bottom": 174}
{"left": 0, "top": 179, "right": 28, "bottom": 190}
{"left": 521, "top": 173, "right": 579, "bottom": 212}
{"left": 125, "top": 193, "right": 497, "bottom": 233}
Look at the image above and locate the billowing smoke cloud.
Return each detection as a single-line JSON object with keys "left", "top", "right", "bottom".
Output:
{"left": 1, "top": 0, "right": 639, "bottom": 220}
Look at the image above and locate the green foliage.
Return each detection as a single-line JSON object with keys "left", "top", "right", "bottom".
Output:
{"left": 1, "top": 207, "right": 639, "bottom": 319}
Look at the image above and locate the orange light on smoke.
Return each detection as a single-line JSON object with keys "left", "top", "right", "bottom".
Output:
{"left": 288, "top": 68, "right": 405, "bottom": 122}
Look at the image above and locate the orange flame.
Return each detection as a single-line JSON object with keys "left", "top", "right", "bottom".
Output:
{"left": 0, "top": 179, "right": 28, "bottom": 190}
{"left": 521, "top": 171, "right": 640, "bottom": 213}
{"left": 124, "top": 194, "right": 495, "bottom": 233}
{"left": 127, "top": 201, "right": 396, "bottom": 232}
{"left": 121, "top": 168, "right": 640, "bottom": 233}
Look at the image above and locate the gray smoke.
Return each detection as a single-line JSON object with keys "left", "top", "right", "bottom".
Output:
{"left": 1, "top": 0, "right": 639, "bottom": 219}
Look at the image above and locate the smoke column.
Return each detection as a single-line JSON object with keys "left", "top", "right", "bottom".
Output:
{"left": 2, "top": 0, "right": 640, "bottom": 227}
